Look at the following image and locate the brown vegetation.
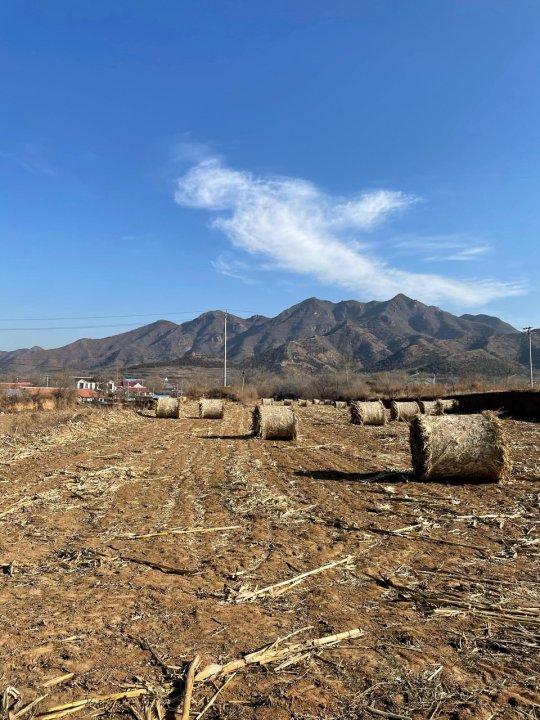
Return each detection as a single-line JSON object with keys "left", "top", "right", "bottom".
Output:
{"left": 0, "top": 402, "right": 538, "bottom": 719}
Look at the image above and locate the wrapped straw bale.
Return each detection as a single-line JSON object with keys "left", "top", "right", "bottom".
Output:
{"left": 410, "top": 412, "right": 509, "bottom": 482}
{"left": 283, "top": 398, "right": 293, "bottom": 406}
{"left": 390, "top": 400, "right": 420, "bottom": 422}
{"left": 252, "top": 406, "right": 297, "bottom": 440}
{"left": 298, "top": 399, "right": 308, "bottom": 407}
{"left": 438, "top": 398, "right": 459, "bottom": 413}
{"left": 156, "top": 397, "right": 180, "bottom": 419}
{"left": 324, "top": 399, "right": 333, "bottom": 406}
{"left": 350, "top": 400, "right": 386, "bottom": 426}
{"left": 261, "top": 398, "right": 274, "bottom": 406}
{"left": 335, "top": 401, "right": 347, "bottom": 409}
{"left": 313, "top": 399, "right": 321, "bottom": 405}
{"left": 418, "top": 399, "right": 443, "bottom": 416}
{"left": 199, "top": 399, "right": 224, "bottom": 419}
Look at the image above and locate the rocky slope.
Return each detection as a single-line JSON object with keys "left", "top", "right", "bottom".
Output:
{"left": 0, "top": 294, "right": 534, "bottom": 378}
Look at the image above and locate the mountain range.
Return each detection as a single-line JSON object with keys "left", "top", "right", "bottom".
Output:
{"left": 0, "top": 295, "right": 537, "bottom": 379}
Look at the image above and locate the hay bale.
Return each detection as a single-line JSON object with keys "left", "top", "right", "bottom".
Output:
{"left": 156, "top": 397, "right": 180, "bottom": 419}
{"left": 313, "top": 399, "right": 321, "bottom": 405}
{"left": 390, "top": 400, "right": 420, "bottom": 422}
{"left": 324, "top": 399, "right": 333, "bottom": 406}
{"left": 283, "top": 398, "right": 293, "bottom": 406}
{"left": 298, "top": 399, "right": 308, "bottom": 407}
{"left": 335, "top": 401, "right": 347, "bottom": 409}
{"left": 261, "top": 398, "right": 274, "bottom": 406}
{"left": 199, "top": 399, "right": 224, "bottom": 419}
{"left": 418, "top": 399, "right": 443, "bottom": 416}
{"left": 438, "top": 398, "right": 459, "bottom": 413}
{"left": 410, "top": 412, "right": 509, "bottom": 482}
{"left": 350, "top": 400, "right": 386, "bottom": 426}
{"left": 251, "top": 406, "right": 297, "bottom": 440}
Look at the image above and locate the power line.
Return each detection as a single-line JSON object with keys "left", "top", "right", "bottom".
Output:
{"left": 0, "top": 322, "right": 146, "bottom": 332}
{"left": 0, "top": 309, "right": 265, "bottom": 323}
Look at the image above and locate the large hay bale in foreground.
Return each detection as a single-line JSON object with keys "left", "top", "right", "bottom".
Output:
{"left": 438, "top": 398, "right": 459, "bottom": 413}
{"left": 298, "top": 399, "right": 308, "bottom": 407}
{"left": 350, "top": 400, "right": 386, "bottom": 426}
{"left": 252, "top": 406, "right": 297, "bottom": 440}
{"left": 199, "top": 399, "right": 224, "bottom": 419}
{"left": 419, "top": 399, "right": 443, "bottom": 416}
{"left": 335, "top": 401, "right": 347, "bottom": 409}
{"left": 283, "top": 398, "right": 293, "bottom": 406}
{"left": 410, "top": 412, "right": 509, "bottom": 482}
{"left": 261, "top": 398, "right": 274, "bottom": 406}
{"left": 390, "top": 400, "right": 420, "bottom": 422}
{"left": 156, "top": 398, "right": 180, "bottom": 419}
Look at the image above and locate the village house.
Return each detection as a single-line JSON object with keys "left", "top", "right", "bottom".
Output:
{"left": 72, "top": 376, "right": 117, "bottom": 393}
{"left": 118, "top": 378, "right": 151, "bottom": 397}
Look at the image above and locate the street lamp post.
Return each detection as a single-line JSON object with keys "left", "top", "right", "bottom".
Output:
{"left": 523, "top": 327, "right": 534, "bottom": 389}
{"left": 223, "top": 310, "right": 227, "bottom": 388}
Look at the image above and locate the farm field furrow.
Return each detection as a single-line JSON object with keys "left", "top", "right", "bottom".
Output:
{"left": 0, "top": 403, "right": 539, "bottom": 720}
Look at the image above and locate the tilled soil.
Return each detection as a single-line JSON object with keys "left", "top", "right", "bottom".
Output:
{"left": 0, "top": 403, "right": 539, "bottom": 720}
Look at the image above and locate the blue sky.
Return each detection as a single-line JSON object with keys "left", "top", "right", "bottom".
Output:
{"left": 1, "top": 0, "right": 539, "bottom": 350}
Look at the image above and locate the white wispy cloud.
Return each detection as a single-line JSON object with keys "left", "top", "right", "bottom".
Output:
{"left": 393, "top": 234, "right": 492, "bottom": 262}
{"left": 174, "top": 158, "right": 524, "bottom": 306}
{"left": 0, "top": 142, "right": 57, "bottom": 177}
{"left": 211, "top": 254, "right": 259, "bottom": 285}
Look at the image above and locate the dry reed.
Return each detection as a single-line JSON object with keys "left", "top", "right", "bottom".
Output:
{"left": 418, "top": 399, "right": 443, "bottom": 416}
{"left": 199, "top": 399, "right": 224, "bottom": 419}
{"left": 251, "top": 406, "right": 297, "bottom": 440}
{"left": 438, "top": 398, "right": 459, "bottom": 413}
{"left": 410, "top": 411, "right": 509, "bottom": 482}
{"left": 155, "top": 398, "right": 180, "bottom": 419}
{"left": 350, "top": 400, "right": 387, "bottom": 426}
{"left": 390, "top": 400, "right": 420, "bottom": 422}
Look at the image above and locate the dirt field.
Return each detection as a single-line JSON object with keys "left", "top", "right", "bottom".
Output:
{"left": 0, "top": 403, "right": 539, "bottom": 720}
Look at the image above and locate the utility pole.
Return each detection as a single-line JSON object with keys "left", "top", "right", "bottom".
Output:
{"left": 223, "top": 310, "right": 228, "bottom": 388}
{"left": 523, "top": 327, "right": 534, "bottom": 389}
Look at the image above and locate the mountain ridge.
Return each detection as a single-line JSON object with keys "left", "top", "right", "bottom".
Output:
{"left": 0, "top": 295, "right": 534, "bottom": 379}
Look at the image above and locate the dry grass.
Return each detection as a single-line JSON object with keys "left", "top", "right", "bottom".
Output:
{"left": 410, "top": 411, "right": 510, "bottom": 482}
{"left": 350, "top": 400, "right": 387, "bottom": 426}
{"left": 251, "top": 405, "right": 297, "bottom": 439}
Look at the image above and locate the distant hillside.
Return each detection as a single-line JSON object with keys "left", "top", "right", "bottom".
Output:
{"left": 0, "top": 294, "right": 535, "bottom": 379}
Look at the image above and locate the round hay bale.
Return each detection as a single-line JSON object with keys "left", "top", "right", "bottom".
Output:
{"left": 410, "top": 412, "right": 509, "bottom": 482}
{"left": 283, "top": 398, "right": 293, "bottom": 406}
{"left": 261, "top": 398, "right": 274, "bottom": 406}
{"left": 335, "top": 400, "right": 347, "bottom": 409}
{"left": 438, "top": 398, "right": 459, "bottom": 413}
{"left": 199, "top": 399, "right": 224, "bottom": 419}
{"left": 324, "top": 399, "right": 333, "bottom": 406}
{"left": 298, "top": 399, "right": 308, "bottom": 407}
{"left": 390, "top": 400, "right": 420, "bottom": 422}
{"left": 252, "top": 406, "right": 297, "bottom": 440}
{"left": 313, "top": 399, "right": 321, "bottom": 405}
{"left": 418, "top": 399, "right": 443, "bottom": 416}
{"left": 350, "top": 400, "right": 386, "bottom": 426}
{"left": 156, "top": 397, "right": 180, "bottom": 419}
